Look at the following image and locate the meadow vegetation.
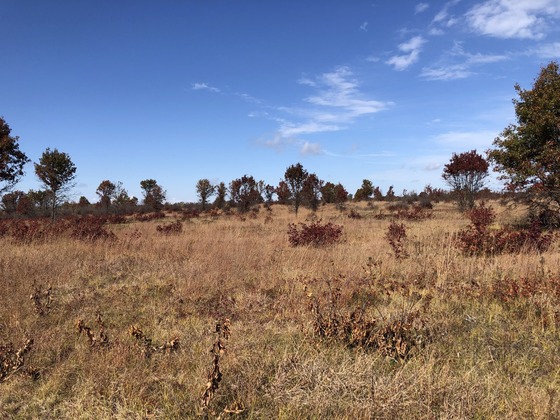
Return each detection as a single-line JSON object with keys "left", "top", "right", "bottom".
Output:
{"left": 1, "top": 200, "right": 559, "bottom": 418}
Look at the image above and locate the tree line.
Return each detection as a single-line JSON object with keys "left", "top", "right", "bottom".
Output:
{"left": 1, "top": 61, "right": 560, "bottom": 226}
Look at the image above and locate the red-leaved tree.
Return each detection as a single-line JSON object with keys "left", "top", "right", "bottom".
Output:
{"left": 442, "top": 149, "right": 489, "bottom": 211}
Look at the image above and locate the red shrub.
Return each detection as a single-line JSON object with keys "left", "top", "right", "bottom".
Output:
{"left": 156, "top": 220, "right": 183, "bottom": 235}
{"left": 287, "top": 219, "right": 343, "bottom": 247}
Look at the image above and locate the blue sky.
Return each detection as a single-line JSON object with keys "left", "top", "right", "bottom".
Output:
{"left": 2, "top": 0, "right": 560, "bottom": 203}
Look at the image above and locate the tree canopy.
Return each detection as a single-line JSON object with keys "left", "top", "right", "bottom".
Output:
{"left": 0, "top": 117, "right": 30, "bottom": 194}
{"left": 34, "top": 148, "right": 77, "bottom": 220}
{"left": 488, "top": 61, "right": 560, "bottom": 226}
{"left": 442, "top": 149, "right": 489, "bottom": 211}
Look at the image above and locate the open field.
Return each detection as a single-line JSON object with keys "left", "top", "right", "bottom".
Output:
{"left": 1, "top": 201, "right": 560, "bottom": 419}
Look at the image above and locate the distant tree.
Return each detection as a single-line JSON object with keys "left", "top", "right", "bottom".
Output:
{"left": 263, "top": 184, "right": 276, "bottom": 205}
{"left": 334, "top": 183, "right": 349, "bottom": 203}
{"left": 275, "top": 180, "right": 291, "bottom": 205}
{"left": 321, "top": 182, "right": 337, "bottom": 204}
{"left": 284, "top": 163, "right": 309, "bottom": 215}
{"left": 196, "top": 179, "right": 215, "bottom": 210}
{"left": 0, "top": 117, "right": 30, "bottom": 194}
{"left": 354, "top": 179, "right": 374, "bottom": 201}
{"left": 213, "top": 182, "right": 227, "bottom": 209}
{"left": 488, "top": 61, "right": 560, "bottom": 226}
{"left": 373, "top": 186, "right": 383, "bottom": 201}
{"left": 229, "top": 175, "right": 261, "bottom": 213}
{"left": 302, "top": 173, "right": 323, "bottom": 211}
{"left": 27, "top": 189, "right": 50, "bottom": 213}
{"left": 1, "top": 190, "right": 25, "bottom": 214}
{"left": 96, "top": 180, "right": 117, "bottom": 212}
{"left": 442, "top": 149, "right": 489, "bottom": 211}
{"left": 78, "top": 196, "right": 91, "bottom": 207}
{"left": 140, "top": 179, "right": 166, "bottom": 211}
{"left": 386, "top": 186, "right": 395, "bottom": 201}
{"left": 34, "top": 148, "right": 77, "bottom": 221}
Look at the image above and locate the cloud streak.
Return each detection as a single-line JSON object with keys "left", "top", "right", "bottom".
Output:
{"left": 386, "top": 36, "right": 426, "bottom": 71}
{"left": 261, "top": 66, "right": 392, "bottom": 155}
{"left": 192, "top": 82, "right": 220, "bottom": 93}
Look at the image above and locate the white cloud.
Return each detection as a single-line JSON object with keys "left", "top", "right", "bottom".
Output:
{"left": 421, "top": 65, "right": 472, "bottom": 80}
{"left": 431, "top": 0, "right": 460, "bottom": 26}
{"left": 386, "top": 36, "right": 426, "bottom": 71}
{"left": 305, "top": 66, "right": 391, "bottom": 118}
{"left": 279, "top": 121, "right": 340, "bottom": 137}
{"left": 466, "top": 0, "right": 560, "bottom": 39}
{"left": 534, "top": 42, "right": 560, "bottom": 58}
{"left": 360, "top": 21, "right": 369, "bottom": 31}
{"left": 420, "top": 42, "right": 509, "bottom": 81}
{"left": 300, "top": 142, "right": 324, "bottom": 156}
{"left": 192, "top": 82, "right": 220, "bottom": 93}
{"left": 415, "top": 3, "right": 429, "bottom": 14}
{"left": 262, "top": 66, "right": 391, "bottom": 152}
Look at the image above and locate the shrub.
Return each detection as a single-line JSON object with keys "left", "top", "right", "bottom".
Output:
{"left": 69, "top": 217, "right": 115, "bottom": 242}
{"left": 156, "top": 220, "right": 183, "bottom": 235}
{"left": 385, "top": 221, "right": 408, "bottom": 258}
{"left": 287, "top": 219, "right": 343, "bottom": 247}
{"left": 456, "top": 203, "right": 555, "bottom": 255}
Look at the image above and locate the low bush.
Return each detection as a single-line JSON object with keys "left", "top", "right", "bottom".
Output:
{"left": 287, "top": 219, "right": 343, "bottom": 247}
{"left": 456, "top": 203, "right": 555, "bottom": 255}
{"left": 156, "top": 220, "right": 183, "bottom": 235}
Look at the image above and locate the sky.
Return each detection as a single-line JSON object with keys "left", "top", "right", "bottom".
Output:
{"left": 1, "top": 0, "right": 560, "bottom": 203}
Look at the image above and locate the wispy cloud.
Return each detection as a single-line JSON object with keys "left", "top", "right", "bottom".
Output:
{"left": 386, "top": 35, "right": 427, "bottom": 71}
{"left": 415, "top": 3, "right": 429, "bottom": 14}
{"left": 533, "top": 42, "right": 560, "bottom": 58}
{"left": 301, "top": 142, "right": 324, "bottom": 156}
{"left": 192, "top": 82, "right": 220, "bottom": 93}
{"left": 360, "top": 21, "right": 369, "bottom": 32}
{"left": 430, "top": 0, "right": 460, "bottom": 32}
{"left": 466, "top": 0, "right": 560, "bottom": 39}
{"left": 261, "top": 66, "right": 392, "bottom": 153}
{"left": 420, "top": 42, "right": 509, "bottom": 81}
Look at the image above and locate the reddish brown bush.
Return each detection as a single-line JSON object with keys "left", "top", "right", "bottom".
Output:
{"left": 385, "top": 221, "right": 408, "bottom": 258}
{"left": 456, "top": 203, "right": 555, "bottom": 255}
{"left": 287, "top": 219, "right": 343, "bottom": 247}
{"left": 135, "top": 212, "right": 166, "bottom": 222}
{"left": 69, "top": 217, "right": 115, "bottom": 242}
{"left": 156, "top": 220, "right": 183, "bottom": 235}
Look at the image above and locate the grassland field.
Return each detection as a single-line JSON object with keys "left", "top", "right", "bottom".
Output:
{"left": 1, "top": 200, "right": 559, "bottom": 419}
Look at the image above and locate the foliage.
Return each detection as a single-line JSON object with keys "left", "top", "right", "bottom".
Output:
{"left": 229, "top": 175, "right": 262, "bottom": 213}
{"left": 354, "top": 179, "right": 374, "bottom": 201}
{"left": 275, "top": 180, "right": 291, "bottom": 205}
{"left": 301, "top": 173, "right": 323, "bottom": 212}
{"left": 34, "top": 148, "right": 76, "bottom": 221}
{"left": 321, "top": 182, "right": 348, "bottom": 204}
{"left": 196, "top": 179, "right": 215, "bottom": 210}
{"left": 305, "top": 278, "right": 430, "bottom": 362}
{"left": 156, "top": 220, "right": 183, "bottom": 235}
{"left": 0, "top": 117, "right": 30, "bottom": 194}
{"left": 456, "top": 202, "right": 555, "bottom": 255}
{"left": 385, "top": 221, "right": 408, "bottom": 258}
{"left": 140, "top": 179, "right": 166, "bottom": 211}
{"left": 284, "top": 163, "right": 308, "bottom": 215}
{"left": 287, "top": 219, "right": 343, "bottom": 247}
{"left": 488, "top": 61, "right": 560, "bottom": 227}
{"left": 96, "top": 180, "right": 117, "bottom": 212}
{"left": 1, "top": 190, "right": 33, "bottom": 216}
{"left": 442, "top": 149, "right": 489, "bottom": 211}
{"left": 213, "top": 182, "right": 227, "bottom": 209}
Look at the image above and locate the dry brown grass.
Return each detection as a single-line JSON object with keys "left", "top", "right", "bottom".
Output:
{"left": 0, "top": 201, "right": 559, "bottom": 418}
